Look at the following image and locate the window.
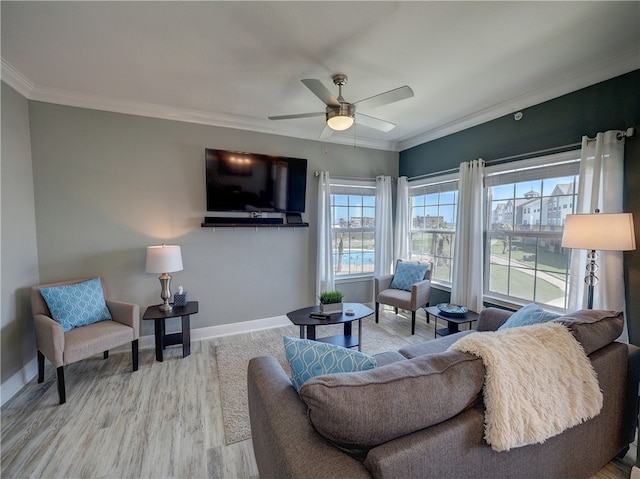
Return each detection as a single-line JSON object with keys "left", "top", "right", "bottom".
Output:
{"left": 408, "top": 174, "right": 459, "bottom": 284}
{"left": 330, "top": 180, "right": 376, "bottom": 277}
{"left": 484, "top": 151, "right": 580, "bottom": 309}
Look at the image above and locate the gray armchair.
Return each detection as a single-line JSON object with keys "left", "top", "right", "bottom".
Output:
{"left": 30, "top": 277, "right": 139, "bottom": 404}
{"left": 375, "top": 260, "right": 433, "bottom": 335}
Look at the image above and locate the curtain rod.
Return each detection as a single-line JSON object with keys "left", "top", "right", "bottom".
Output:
{"left": 406, "top": 141, "right": 582, "bottom": 182}
{"left": 313, "top": 171, "right": 396, "bottom": 181}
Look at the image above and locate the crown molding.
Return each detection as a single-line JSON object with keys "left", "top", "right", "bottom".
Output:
{"left": 397, "top": 49, "right": 640, "bottom": 151}
{"left": 4, "top": 52, "right": 637, "bottom": 154}
{"left": 29, "top": 84, "right": 394, "bottom": 151}
{"left": 1, "top": 59, "right": 35, "bottom": 98}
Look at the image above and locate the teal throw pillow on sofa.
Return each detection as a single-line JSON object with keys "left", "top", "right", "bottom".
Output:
{"left": 390, "top": 262, "right": 429, "bottom": 291}
{"left": 40, "top": 278, "right": 112, "bottom": 332}
{"left": 498, "top": 302, "right": 559, "bottom": 330}
{"left": 283, "top": 337, "right": 376, "bottom": 392}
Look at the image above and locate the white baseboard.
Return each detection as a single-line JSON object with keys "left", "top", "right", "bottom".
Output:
{"left": 1, "top": 315, "right": 291, "bottom": 406}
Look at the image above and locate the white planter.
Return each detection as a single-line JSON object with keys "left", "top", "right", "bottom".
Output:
{"left": 320, "top": 302, "right": 343, "bottom": 314}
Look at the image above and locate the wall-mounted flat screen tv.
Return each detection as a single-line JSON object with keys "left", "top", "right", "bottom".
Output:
{"left": 205, "top": 148, "right": 307, "bottom": 213}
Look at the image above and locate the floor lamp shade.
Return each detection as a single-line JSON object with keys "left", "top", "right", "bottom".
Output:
{"left": 562, "top": 213, "right": 636, "bottom": 252}
{"left": 562, "top": 212, "right": 636, "bottom": 309}
{"left": 146, "top": 245, "right": 183, "bottom": 311}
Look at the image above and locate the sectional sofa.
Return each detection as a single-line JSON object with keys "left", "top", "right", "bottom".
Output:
{"left": 248, "top": 308, "right": 640, "bottom": 479}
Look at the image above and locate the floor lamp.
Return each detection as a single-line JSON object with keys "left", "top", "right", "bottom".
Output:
{"left": 561, "top": 211, "right": 636, "bottom": 309}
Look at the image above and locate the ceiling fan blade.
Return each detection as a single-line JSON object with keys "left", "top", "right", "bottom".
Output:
{"left": 268, "top": 112, "right": 324, "bottom": 120}
{"left": 318, "top": 124, "right": 334, "bottom": 140}
{"left": 301, "top": 79, "right": 340, "bottom": 107}
{"left": 354, "top": 85, "right": 414, "bottom": 110}
{"left": 356, "top": 113, "right": 396, "bottom": 132}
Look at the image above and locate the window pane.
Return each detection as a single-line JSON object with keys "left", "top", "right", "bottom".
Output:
{"left": 485, "top": 153, "right": 578, "bottom": 309}
{"left": 330, "top": 185, "right": 376, "bottom": 278}
{"left": 409, "top": 180, "right": 459, "bottom": 286}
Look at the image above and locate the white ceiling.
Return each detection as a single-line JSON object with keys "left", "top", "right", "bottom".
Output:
{"left": 2, "top": 1, "right": 639, "bottom": 151}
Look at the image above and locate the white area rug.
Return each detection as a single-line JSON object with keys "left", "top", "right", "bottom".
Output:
{"left": 450, "top": 322, "right": 602, "bottom": 452}
{"left": 215, "top": 319, "right": 411, "bottom": 444}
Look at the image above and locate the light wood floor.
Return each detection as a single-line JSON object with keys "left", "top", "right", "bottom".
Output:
{"left": 1, "top": 308, "right": 635, "bottom": 478}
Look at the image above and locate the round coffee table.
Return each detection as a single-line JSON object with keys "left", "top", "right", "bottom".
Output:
{"left": 286, "top": 302, "right": 374, "bottom": 351}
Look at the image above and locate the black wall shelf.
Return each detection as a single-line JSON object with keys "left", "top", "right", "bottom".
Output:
{"left": 201, "top": 217, "right": 308, "bottom": 228}
{"left": 201, "top": 221, "right": 309, "bottom": 228}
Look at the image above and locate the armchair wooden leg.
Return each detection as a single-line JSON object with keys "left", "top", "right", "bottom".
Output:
{"left": 103, "top": 351, "right": 109, "bottom": 359}
{"left": 375, "top": 303, "right": 379, "bottom": 323}
{"left": 132, "top": 339, "right": 139, "bottom": 371}
{"left": 56, "top": 366, "right": 66, "bottom": 405}
{"left": 37, "top": 350, "right": 45, "bottom": 383}
{"left": 411, "top": 311, "right": 416, "bottom": 335}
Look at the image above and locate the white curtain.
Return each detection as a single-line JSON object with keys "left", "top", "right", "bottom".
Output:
{"left": 316, "top": 171, "right": 334, "bottom": 298}
{"left": 568, "top": 131, "right": 628, "bottom": 339}
{"left": 450, "top": 159, "right": 485, "bottom": 312}
{"left": 394, "top": 176, "right": 410, "bottom": 267}
{"left": 375, "top": 175, "right": 394, "bottom": 276}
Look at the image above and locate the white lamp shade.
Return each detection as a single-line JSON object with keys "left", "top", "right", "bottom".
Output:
{"left": 145, "top": 245, "right": 183, "bottom": 273}
{"left": 561, "top": 213, "right": 636, "bottom": 251}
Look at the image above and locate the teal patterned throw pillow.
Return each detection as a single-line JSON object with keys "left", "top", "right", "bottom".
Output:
{"left": 283, "top": 337, "right": 376, "bottom": 392}
{"left": 40, "top": 278, "right": 112, "bottom": 332}
{"left": 390, "top": 262, "right": 429, "bottom": 291}
{"left": 498, "top": 303, "right": 560, "bottom": 330}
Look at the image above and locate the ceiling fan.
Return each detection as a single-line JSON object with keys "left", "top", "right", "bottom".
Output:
{"left": 268, "top": 74, "right": 414, "bottom": 139}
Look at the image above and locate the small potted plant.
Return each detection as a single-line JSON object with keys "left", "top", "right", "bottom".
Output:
{"left": 319, "top": 290, "right": 344, "bottom": 314}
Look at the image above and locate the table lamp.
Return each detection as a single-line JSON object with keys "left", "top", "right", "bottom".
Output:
{"left": 561, "top": 211, "right": 636, "bottom": 309}
{"left": 145, "top": 244, "right": 183, "bottom": 312}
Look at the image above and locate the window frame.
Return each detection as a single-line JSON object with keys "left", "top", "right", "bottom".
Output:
{"left": 329, "top": 179, "right": 377, "bottom": 279}
{"left": 483, "top": 150, "right": 581, "bottom": 311}
{"left": 407, "top": 172, "right": 460, "bottom": 287}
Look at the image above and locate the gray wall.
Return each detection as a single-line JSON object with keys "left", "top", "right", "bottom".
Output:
{"left": 27, "top": 101, "right": 398, "bottom": 343}
{"left": 1, "top": 83, "right": 40, "bottom": 390}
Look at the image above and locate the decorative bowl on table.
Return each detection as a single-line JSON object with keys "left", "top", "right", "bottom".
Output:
{"left": 436, "top": 303, "right": 469, "bottom": 316}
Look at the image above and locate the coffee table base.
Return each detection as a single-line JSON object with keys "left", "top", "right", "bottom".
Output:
{"left": 301, "top": 320, "right": 362, "bottom": 351}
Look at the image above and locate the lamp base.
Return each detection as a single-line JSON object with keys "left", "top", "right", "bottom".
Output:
{"left": 158, "top": 273, "right": 173, "bottom": 312}
{"left": 159, "top": 302, "right": 173, "bottom": 312}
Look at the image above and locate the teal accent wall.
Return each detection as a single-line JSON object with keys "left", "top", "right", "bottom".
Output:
{"left": 399, "top": 69, "right": 640, "bottom": 344}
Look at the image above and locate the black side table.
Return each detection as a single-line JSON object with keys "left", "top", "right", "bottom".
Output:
{"left": 142, "top": 301, "right": 198, "bottom": 362}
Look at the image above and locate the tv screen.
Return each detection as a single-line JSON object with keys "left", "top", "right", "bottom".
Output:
{"left": 205, "top": 149, "right": 307, "bottom": 213}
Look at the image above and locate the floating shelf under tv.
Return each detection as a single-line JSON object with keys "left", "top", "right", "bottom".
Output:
{"left": 201, "top": 217, "right": 308, "bottom": 228}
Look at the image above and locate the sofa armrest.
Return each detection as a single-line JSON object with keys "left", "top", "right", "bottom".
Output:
{"left": 107, "top": 300, "right": 140, "bottom": 339}
{"left": 34, "top": 313, "right": 65, "bottom": 367}
{"left": 476, "top": 307, "right": 513, "bottom": 331}
{"left": 248, "top": 356, "right": 371, "bottom": 479}
{"left": 411, "top": 279, "right": 432, "bottom": 309}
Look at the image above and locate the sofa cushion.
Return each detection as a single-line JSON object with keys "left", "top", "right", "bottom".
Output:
{"left": 390, "top": 261, "right": 429, "bottom": 291}
{"left": 497, "top": 302, "right": 559, "bottom": 330}
{"left": 283, "top": 337, "right": 376, "bottom": 392}
{"left": 39, "top": 277, "right": 112, "bottom": 332}
{"left": 553, "top": 309, "right": 624, "bottom": 355}
{"left": 299, "top": 350, "right": 484, "bottom": 451}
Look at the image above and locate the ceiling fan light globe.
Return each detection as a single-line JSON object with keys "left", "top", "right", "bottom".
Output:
{"left": 327, "top": 114, "right": 354, "bottom": 131}
{"left": 326, "top": 103, "right": 355, "bottom": 131}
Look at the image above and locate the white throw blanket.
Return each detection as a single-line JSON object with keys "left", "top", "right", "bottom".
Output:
{"left": 449, "top": 322, "right": 603, "bottom": 452}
